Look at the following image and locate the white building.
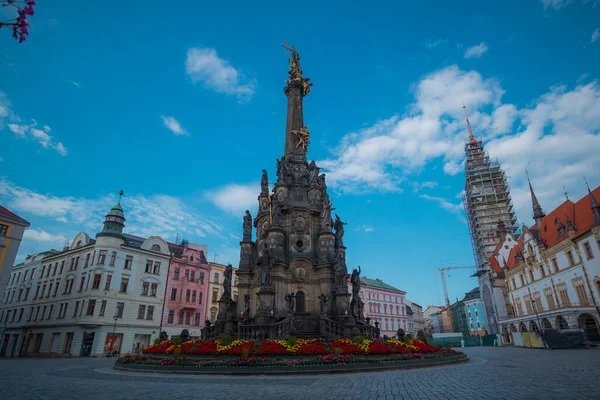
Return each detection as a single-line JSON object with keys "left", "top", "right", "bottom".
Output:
{"left": 206, "top": 262, "right": 238, "bottom": 323}
{"left": 493, "top": 183, "right": 600, "bottom": 343}
{"left": 0, "top": 193, "right": 171, "bottom": 357}
{"left": 405, "top": 300, "right": 425, "bottom": 337}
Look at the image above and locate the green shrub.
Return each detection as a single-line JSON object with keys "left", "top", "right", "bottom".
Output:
{"left": 220, "top": 333, "right": 233, "bottom": 347}
{"left": 173, "top": 348, "right": 181, "bottom": 360}
{"left": 153, "top": 338, "right": 161, "bottom": 345}
{"left": 286, "top": 335, "right": 297, "bottom": 347}
{"left": 354, "top": 335, "right": 366, "bottom": 345}
{"left": 241, "top": 347, "right": 250, "bottom": 360}
{"left": 418, "top": 335, "right": 428, "bottom": 343}
{"left": 172, "top": 337, "right": 182, "bottom": 346}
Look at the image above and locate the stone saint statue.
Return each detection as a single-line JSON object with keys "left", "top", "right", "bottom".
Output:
{"left": 351, "top": 265, "right": 361, "bottom": 299}
{"left": 223, "top": 264, "right": 233, "bottom": 299}
{"left": 261, "top": 169, "right": 268, "bottom": 194}
{"left": 321, "top": 199, "right": 334, "bottom": 230}
{"left": 317, "top": 173, "right": 327, "bottom": 192}
{"left": 243, "top": 210, "right": 252, "bottom": 241}
{"left": 303, "top": 77, "right": 312, "bottom": 96}
{"left": 334, "top": 214, "right": 347, "bottom": 247}
{"left": 285, "top": 293, "right": 296, "bottom": 314}
{"left": 271, "top": 200, "right": 282, "bottom": 226}
{"left": 334, "top": 250, "right": 347, "bottom": 289}
{"left": 318, "top": 294, "right": 329, "bottom": 315}
{"left": 243, "top": 295, "right": 250, "bottom": 318}
{"left": 260, "top": 245, "right": 272, "bottom": 287}
{"left": 308, "top": 161, "right": 319, "bottom": 187}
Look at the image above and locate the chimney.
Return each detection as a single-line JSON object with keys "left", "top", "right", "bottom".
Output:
{"left": 63, "top": 246, "right": 69, "bottom": 251}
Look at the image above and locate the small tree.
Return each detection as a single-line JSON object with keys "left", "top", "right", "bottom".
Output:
{"left": 0, "top": 0, "right": 36, "bottom": 43}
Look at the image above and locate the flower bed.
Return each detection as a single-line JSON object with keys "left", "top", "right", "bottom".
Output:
{"left": 143, "top": 338, "right": 441, "bottom": 357}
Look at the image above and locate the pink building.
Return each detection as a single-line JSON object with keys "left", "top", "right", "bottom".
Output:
{"left": 359, "top": 277, "right": 407, "bottom": 338}
{"left": 161, "top": 243, "right": 210, "bottom": 339}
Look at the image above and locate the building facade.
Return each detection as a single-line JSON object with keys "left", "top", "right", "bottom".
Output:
{"left": 492, "top": 183, "right": 600, "bottom": 343}
{"left": 463, "top": 287, "right": 486, "bottom": 335}
{"left": 161, "top": 243, "right": 210, "bottom": 339}
{"left": 424, "top": 306, "right": 450, "bottom": 335}
{"left": 360, "top": 277, "right": 407, "bottom": 337}
{"left": 405, "top": 300, "right": 425, "bottom": 336}
{"left": 0, "top": 206, "right": 30, "bottom": 302}
{"left": 450, "top": 299, "right": 469, "bottom": 335}
{"left": 461, "top": 107, "right": 518, "bottom": 334}
{"left": 207, "top": 262, "right": 238, "bottom": 323}
{"left": 0, "top": 194, "right": 170, "bottom": 357}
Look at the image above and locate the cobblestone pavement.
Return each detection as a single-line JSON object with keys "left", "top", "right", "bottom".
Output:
{"left": 1, "top": 347, "right": 599, "bottom": 400}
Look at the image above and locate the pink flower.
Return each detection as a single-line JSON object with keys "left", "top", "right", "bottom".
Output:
{"left": 24, "top": 5, "right": 34, "bottom": 16}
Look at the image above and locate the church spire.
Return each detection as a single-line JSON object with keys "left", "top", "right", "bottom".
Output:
{"left": 462, "top": 103, "right": 476, "bottom": 143}
{"left": 584, "top": 176, "right": 600, "bottom": 225}
{"left": 526, "top": 169, "right": 545, "bottom": 226}
{"left": 282, "top": 43, "right": 312, "bottom": 159}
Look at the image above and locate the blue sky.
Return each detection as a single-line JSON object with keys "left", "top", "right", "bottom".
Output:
{"left": 1, "top": 0, "right": 599, "bottom": 308}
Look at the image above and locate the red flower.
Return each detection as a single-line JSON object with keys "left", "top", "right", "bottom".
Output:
{"left": 412, "top": 340, "right": 439, "bottom": 353}
{"left": 387, "top": 343, "right": 411, "bottom": 353}
{"left": 330, "top": 340, "right": 364, "bottom": 354}
{"left": 368, "top": 341, "right": 394, "bottom": 354}
{"left": 221, "top": 342, "right": 255, "bottom": 356}
{"left": 296, "top": 342, "right": 328, "bottom": 355}
{"left": 143, "top": 341, "right": 173, "bottom": 354}
{"left": 189, "top": 341, "right": 217, "bottom": 355}
{"left": 256, "top": 341, "right": 288, "bottom": 355}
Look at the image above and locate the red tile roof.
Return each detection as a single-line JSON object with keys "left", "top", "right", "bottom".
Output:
{"left": 0, "top": 205, "right": 30, "bottom": 226}
{"left": 490, "top": 186, "right": 600, "bottom": 271}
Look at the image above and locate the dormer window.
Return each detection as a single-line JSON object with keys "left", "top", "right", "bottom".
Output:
{"left": 151, "top": 244, "right": 161, "bottom": 251}
{"left": 557, "top": 226, "right": 565, "bottom": 237}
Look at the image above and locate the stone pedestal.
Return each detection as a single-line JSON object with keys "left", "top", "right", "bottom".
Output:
{"left": 334, "top": 291, "right": 352, "bottom": 317}
{"left": 317, "top": 231, "right": 335, "bottom": 265}
{"left": 257, "top": 286, "right": 275, "bottom": 317}
{"left": 238, "top": 240, "right": 254, "bottom": 271}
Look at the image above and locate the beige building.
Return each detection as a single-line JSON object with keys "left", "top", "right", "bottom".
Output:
{"left": 0, "top": 206, "right": 30, "bottom": 302}
{"left": 206, "top": 262, "right": 238, "bottom": 323}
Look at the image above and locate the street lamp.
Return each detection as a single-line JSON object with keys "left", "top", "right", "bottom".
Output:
{"left": 109, "top": 315, "right": 118, "bottom": 357}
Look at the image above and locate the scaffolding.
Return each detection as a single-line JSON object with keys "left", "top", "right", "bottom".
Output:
{"left": 463, "top": 138, "right": 518, "bottom": 272}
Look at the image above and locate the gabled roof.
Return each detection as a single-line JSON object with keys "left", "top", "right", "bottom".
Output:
{"left": 0, "top": 205, "right": 30, "bottom": 226}
{"left": 360, "top": 277, "right": 405, "bottom": 293}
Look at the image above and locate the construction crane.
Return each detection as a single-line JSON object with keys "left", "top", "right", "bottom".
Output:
{"left": 434, "top": 264, "right": 475, "bottom": 332}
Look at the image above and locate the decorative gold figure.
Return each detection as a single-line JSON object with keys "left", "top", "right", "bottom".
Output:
{"left": 302, "top": 78, "right": 312, "bottom": 96}
{"left": 291, "top": 126, "right": 310, "bottom": 150}
{"left": 282, "top": 42, "right": 303, "bottom": 81}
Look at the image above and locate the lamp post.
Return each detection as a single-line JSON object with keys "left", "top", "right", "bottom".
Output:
{"left": 109, "top": 316, "right": 118, "bottom": 357}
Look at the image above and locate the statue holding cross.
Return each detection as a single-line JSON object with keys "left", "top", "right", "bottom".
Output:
{"left": 282, "top": 42, "right": 303, "bottom": 81}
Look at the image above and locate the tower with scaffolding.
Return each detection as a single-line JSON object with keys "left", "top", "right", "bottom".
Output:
{"left": 461, "top": 105, "right": 518, "bottom": 334}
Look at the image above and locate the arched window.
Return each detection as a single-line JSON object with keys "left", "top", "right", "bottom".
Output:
{"left": 530, "top": 320, "right": 540, "bottom": 333}
{"left": 519, "top": 322, "right": 528, "bottom": 332}
{"left": 151, "top": 244, "right": 161, "bottom": 251}
{"left": 396, "top": 305, "right": 400, "bottom": 315}
{"left": 214, "top": 273, "right": 219, "bottom": 283}
{"left": 295, "top": 291, "right": 305, "bottom": 313}
{"left": 528, "top": 244, "right": 534, "bottom": 258}
{"left": 556, "top": 315, "right": 569, "bottom": 330}
{"left": 542, "top": 318, "right": 552, "bottom": 330}
{"left": 76, "top": 240, "right": 82, "bottom": 247}
{"left": 383, "top": 304, "right": 387, "bottom": 314}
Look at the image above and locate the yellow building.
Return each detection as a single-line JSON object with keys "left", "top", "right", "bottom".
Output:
{"left": 206, "top": 262, "right": 238, "bottom": 323}
{"left": 0, "top": 205, "right": 30, "bottom": 301}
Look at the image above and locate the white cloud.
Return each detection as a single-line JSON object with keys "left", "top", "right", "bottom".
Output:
{"left": 186, "top": 48, "right": 256, "bottom": 103}
{"left": 591, "top": 28, "right": 600, "bottom": 43}
{"left": 540, "top": 0, "right": 572, "bottom": 9}
{"left": 411, "top": 181, "right": 439, "bottom": 192}
{"left": 464, "top": 42, "right": 488, "bottom": 59}
{"left": 205, "top": 182, "right": 259, "bottom": 215}
{"left": 353, "top": 225, "right": 374, "bottom": 233}
{"left": 425, "top": 39, "right": 448, "bottom": 49}
{"left": 24, "top": 228, "right": 68, "bottom": 244}
{"left": 66, "top": 80, "right": 81, "bottom": 87}
{"left": 161, "top": 115, "right": 188, "bottom": 136}
{"left": 0, "top": 156, "right": 4, "bottom": 162}
{"left": 419, "top": 194, "right": 465, "bottom": 220}
{"left": 1, "top": 93, "right": 67, "bottom": 156}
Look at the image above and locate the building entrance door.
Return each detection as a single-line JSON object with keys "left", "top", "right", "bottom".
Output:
{"left": 80, "top": 332, "right": 95, "bottom": 357}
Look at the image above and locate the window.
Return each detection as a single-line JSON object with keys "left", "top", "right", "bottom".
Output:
{"left": 552, "top": 258, "right": 559, "bottom": 273}
{"left": 178, "top": 311, "right": 184, "bottom": 324}
{"left": 170, "top": 288, "right": 177, "bottom": 301}
{"left": 210, "top": 309, "right": 216, "bottom": 322}
{"left": 86, "top": 300, "right": 96, "bottom": 316}
{"left": 46, "top": 265, "right": 51, "bottom": 277}
{"left": 520, "top": 275, "right": 525, "bottom": 286}
{"left": 198, "top": 292, "right": 203, "bottom": 304}
{"left": 475, "top": 310, "right": 479, "bottom": 317}
{"left": 137, "top": 305, "right": 146, "bottom": 319}
{"left": 23, "top": 270, "right": 28, "bottom": 281}
{"left": 74, "top": 257, "right": 80, "bottom": 270}
{"left": 533, "top": 292, "right": 543, "bottom": 312}
{"left": 145, "top": 260, "right": 153, "bottom": 273}
{"left": 24, "top": 287, "right": 30, "bottom": 301}
{"left": 62, "top": 303, "right": 68, "bottom": 318}
{"left": 150, "top": 283, "right": 157, "bottom": 297}
{"left": 477, "top": 322, "right": 481, "bottom": 328}
{"left": 185, "top": 270, "right": 190, "bottom": 281}
{"left": 18, "top": 308, "right": 24, "bottom": 322}
{"left": 85, "top": 254, "right": 90, "bottom": 267}
{"left": 168, "top": 310, "right": 174, "bottom": 324}
{"left": 110, "top": 251, "right": 117, "bottom": 266}
{"left": 186, "top": 289, "right": 191, "bottom": 302}
{"left": 584, "top": 242, "right": 594, "bottom": 260}
{"left": 528, "top": 269, "right": 534, "bottom": 283}
{"left": 78, "top": 275, "right": 86, "bottom": 292}
{"left": 558, "top": 284, "right": 571, "bottom": 307}
{"left": 151, "top": 244, "right": 161, "bottom": 251}
{"left": 99, "top": 300, "right": 107, "bottom": 316}
{"left": 57, "top": 304, "right": 63, "bottom": 319}
{"left": 59, "top": 261, "right": 64, "bottom": 274}
{"left": 98, "top": 250, "right": 107, "bottom": 265}
{"left": 146, "top": 306, "right": 154, "bottom": 320}
{"left": 34, "top": 306, "right": 40, "bottom": 321}
{"left": 214, "top": 273, "right": 219, "bottom": 284}
{"left": 540, "top": 265, "right": 546, "bottom": 278}
{"left": 105, "top": 274, "right": 112, "bottom": 290}
{"left": 194, "top": 313, "right": 200, "bottom": 326}
{"left": 119, "top": 278, "right": 129, "bottom": 293}
{"left": 47, "top": 283, "right": 53, "bottom": 298}
{"left": 511, "top": 277, "right": 516, "bottom": 290}
{"left": 141, "top": 282, "right": 149, "bottom": 295}
{"left": 115, "top": 302, "right": 124, "bottom": 318}
{"left": 185, "top": 312, "right": 191, "bottom": 325}
{"left": 574, "top": 279, "right": 589, "bottom": 306}
{"left": 190, "top": 271, "right": 195, "bottom": 282}
{"left": 31, "top": 268, "right": 36, "bottom": 280}
{"left": 192, "top": 290, "right": 197, "bottom": 303}
{"left": 42, "top": 284, "right": 46, "bottom": 297}
{"left": 566, "top": 251, "right": 575, "bottom": 266}
{"left": 93, "top": 274, "right": 102, "bottom": 289}
{"left": 0, "top": 224, "right": 8, "bottom": 236}
{"left": 17, "top": 289, "right": 23, "bottom": 302}
{"left": 153, "top": 262, "right": 160, "bottom": 275}
{"left": 174, "top": 268, "right": 180, "bottom": 280}
{"left": 199, "top": 273, "right": 204, "bottom": 284}
{"left": 73, "top": 301, "right": 80, "bottom": 317}
{"left": 544, "top": 288, "right": 556, "bottom": 310}
{"left": 34, "top": 285, "right": 40, "bottom": 299}
{"left": 212, "top": 290, "right": 218, "bottom": 304}
{"left": 124, "top": 255, "right": 133, "bottom": 270}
